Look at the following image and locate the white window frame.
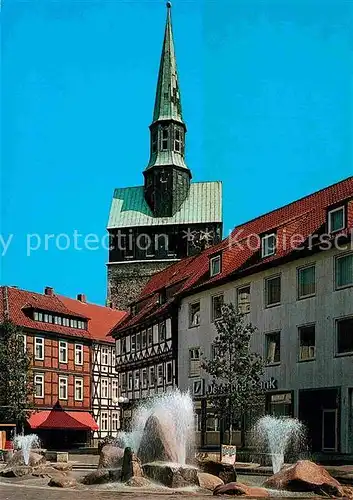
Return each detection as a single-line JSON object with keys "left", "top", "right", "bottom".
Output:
{"left": 142, "top": 368, "right": 148, "bottom": 389}
{"left": 328, "top": 206, "right": 345, "bottom": 233}
{"left": 189, "top": 347, "right": 201, "bottom": 378}
{"left": 112, "top": 379, "right": 119, "bottom": 400}
{"left": 128, "top": 372, "right": 133, "bottom": 391}
{"left": 34, "top": 337, "right": 44, "bottom": 360}
{"left": 210, "top": 255, "right": 221, "bottom": 277}
{"left": 21, "top": 334, "right": 27, "bottom": 352}
{"left": 134, "top": 370, "right": 140, "bottom": 390}
{"left": 157, "top": 364, "right": 163, "bottom": 386}
{"left": 149, "top": 366, "right": 155, "bottom": 387}
{"left": 261, "top": 233, "right": 276, "bottom": 258}
{"left": 75, "top": 344, "right": 83, "bottom": 365}
{"left": 101, "top": 347, "right": 109, "bottom": 365}
{"left": 112, "top": 411, "right": 119, "bottom": 432}
{"left": 59, "top": 376, "right": 68, "bottom": 400}
{"left": 34, "top": 373, "right": 44, "bottom": 398}
{"left": 101, "top": 411, "right": 108, "bottom": 432}
{"left": 74, "top": 377, "right": 83, "bottom": 401}
{"left": 101, "top": 378, "right": 109, "bottom": 399}
{"left": 59, "top": 341, "right": 68, "bottom": 364}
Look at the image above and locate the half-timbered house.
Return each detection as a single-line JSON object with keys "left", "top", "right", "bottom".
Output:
{"left": 59, "top": 294, "right": 126, "bottom": 444}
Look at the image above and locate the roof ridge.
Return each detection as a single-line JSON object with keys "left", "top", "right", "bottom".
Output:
{"left": 232, "top": 176, "right": 353, "bottom": 233}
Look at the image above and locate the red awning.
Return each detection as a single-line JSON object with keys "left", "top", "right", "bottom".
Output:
{"left": 28, "top": 410, "right": 99, "bottom": 431}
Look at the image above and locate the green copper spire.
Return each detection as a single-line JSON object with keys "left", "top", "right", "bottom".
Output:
{"left": 152, "top": 2, "right": 184, "bottom": 124}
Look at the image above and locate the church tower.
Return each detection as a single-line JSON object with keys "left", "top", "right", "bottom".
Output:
{"left": 107, "top": 3, "right": 222, "bottom": 310}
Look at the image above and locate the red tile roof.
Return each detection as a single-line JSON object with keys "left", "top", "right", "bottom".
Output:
{"left": 113, "top": 176, "right": 353, "bottom": 335}
{"left": 59, "top": 295, "right": 126, "bottom": 343}
{"left": 0, "top": 286, "right": 126, "bottom": 342}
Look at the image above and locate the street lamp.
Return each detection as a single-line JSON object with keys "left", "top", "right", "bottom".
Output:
{"left": 117, "top": 396, "right": 129, "bottom": 431}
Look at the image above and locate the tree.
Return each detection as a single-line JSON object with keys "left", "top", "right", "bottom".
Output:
{"left": 0, "top": 321, "right": 34, "bottom": 428}
{"left": 202, "top": 303, "right": 264, "bottom": 445}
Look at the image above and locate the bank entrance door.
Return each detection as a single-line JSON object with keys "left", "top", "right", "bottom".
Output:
{"left": 299, "top": 388, "right": 340, "bottom": 453}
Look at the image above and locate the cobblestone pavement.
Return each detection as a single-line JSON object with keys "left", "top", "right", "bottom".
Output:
{"left": 0, "top": 483, "right": 211, "bottom": 500}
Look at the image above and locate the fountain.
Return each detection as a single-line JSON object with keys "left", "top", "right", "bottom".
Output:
{"left": 252, "top": 415, "right": 306, "bottom": 474}
{"left": 115, "top": 389, "right": 195, "bottom": 465}
{"left": 14, "top": 434, "right": 41, "bottom": 465}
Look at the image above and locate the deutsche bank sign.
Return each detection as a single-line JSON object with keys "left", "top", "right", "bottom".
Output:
{"left": 200, "top": 377, "right": 278, "bottom": 397}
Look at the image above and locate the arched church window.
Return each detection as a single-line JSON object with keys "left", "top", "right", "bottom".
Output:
{"left": 162, "top": 128, "right": 169, "bottom": 150}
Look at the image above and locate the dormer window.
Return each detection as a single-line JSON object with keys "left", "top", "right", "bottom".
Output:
{"left": 328, "top": 206, "right": 345, "bottom": 233}
{"left": 158, "top": 289, "right": 166, "bottom": 305}
{"left": 152, "top": 131, "right": 158, "bottom": 153}
{"left": 261, "top": 233, "right": 276, "bottom": 258}
{"left": 210, "top": 255, "right": 221, "bottom": 277}
{"left": 162, "top": 128, "right": 169, "bottom": 150}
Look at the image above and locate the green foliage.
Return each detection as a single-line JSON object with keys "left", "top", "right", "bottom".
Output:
{"left": 202, "top": 303, "right": 264, "bottom": 441}
{"left": 0, "top": 321, "right": 34, "bottom": 427}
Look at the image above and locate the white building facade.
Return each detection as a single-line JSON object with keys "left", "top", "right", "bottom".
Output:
{"left": 178, "top": 246, "right": 353, "bottom": 457}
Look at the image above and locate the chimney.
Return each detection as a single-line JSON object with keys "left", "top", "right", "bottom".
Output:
{"left": 77, "top": 293, "right": 86, "bottom": 303}
{"left": 44, "top": 287, "right": 54, "bottom": 296}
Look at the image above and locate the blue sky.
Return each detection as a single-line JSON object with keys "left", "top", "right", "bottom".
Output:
{"left": 1, "top": 0, "right": 352, "bottom": 305}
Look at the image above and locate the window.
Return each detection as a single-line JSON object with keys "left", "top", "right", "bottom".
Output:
{"left": 328, "top": 206, "right": 345, "bottom": 233}
{"left": 211, "top": 344, "right": 219, "bottom": 360}
{"left": 101, "top": 378, "right": 109, "bottom": 398}
{"left": 101, "top": 347, "right": 109, "bottom": 365}
{"left": 265, "top": 275, "right": 281, "bottom": 307}
{"left": 189, "top": 302, "right": 200, "bottom": 327}
{"left": 174, "top": 128, "right": 181, "bottom": 152}
{"left": 128, "top": 372, "right": 133, "bottom": 390}
{"left": 147, "top": 327, "right": 153, "bottom": 346}
{"left": 237, "top": 286, "right": 250, "bottom": 314}
{"left": 75, "top": 344, "right": 83, "bottom": 365}
{"left": 261, "top": 233, "right": 276, "bottom": 258}
{"left": 337, "top": 318, "right": 353, "bottom": 355}
{"left": 166, "top": 361, "right": 173, "bottom": 384}
{"left": 136, "top": 333, "right": 141, "bottom": 351}
{"left": 142, "top": 330, "right": 147, "bottom": 349}
{"left": 149, "top": 366, "right": 155, "bottom": 387}
{"left": 266, "top": 332, "right": 281, "bottom": 364}
{"left": 121, "top": 338, "right": 126, "bottom": 354}
{"left": 206, "top": 413, "right": 220, "bottom": 432}
{"left": 299, "top": 325, "right": 316, "bottom": 361}
{"left": 112, "top": 412, "right": 119, "bottom": 432}
{"left": 112, "top": 379, "right": 119, "bottom": 400}
{"left": 101, "top": 412, "right": 108, "bottom": 432}
{"left": 210, "top": 255, "right": 221, "bottom": 277}
{"left": 112, "top": 349, "right": 116, "bottom": 369}
{"left": 121, "top": 373, "right": 127, "bottom": 391}
{"left": 162, "top": 128, "right": 169, "bottom": 150}
{"left": 21, "top": 335, "right": 26, "bottom": 352}
{"left": 35, "top": 337, "right": 44, "bottom": 360}
{"left": 131, "top": 335, "right": 136, "bottom": 352}
{"left": 189, "top": 348, "right": 201, "bottom": 377}
{"left": 335, "top": 253, "right": 353, "bottom": 289}
{"left": 157, "top": 364, "right": 163, "bottom": 386}
{"left": 134, "top": 370, "right": 140, "bottom": 390}
{"left": 75, "top": 378, "right": 83, "bottom": 401}
{"left": 34, "top": 373, "right": 44, "bottom": 398}
{"left": 298, "top": 265, "right": 316, "bottom": 299}
{"left": 211, "top": 294, "right": 224, "bottom": 322}
{"left": 59, "top": 376, "right": 68, "bottom": 400}
{"left": 158, "top": 322, "right": 166, "bottom": 342}
{"left": 142, "top": 368, "right": 148, "bottom": 389}
{"left": 152, "top": 131, "right": 158, "bottom": 153}
{"left": 59, "top": 341, "right": 68, "bottom": 363}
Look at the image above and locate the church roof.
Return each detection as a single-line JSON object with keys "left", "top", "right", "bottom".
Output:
{"left": 107, "top": 181, "right": 222, "bottom": 229}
